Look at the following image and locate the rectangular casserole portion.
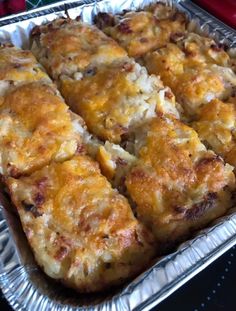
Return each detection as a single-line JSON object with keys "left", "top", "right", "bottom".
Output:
{"left": 6, "top": 155, "right": 155, "bottom": 292}
{"left": 99, "top": 115, "right": 236, "bottom": 251}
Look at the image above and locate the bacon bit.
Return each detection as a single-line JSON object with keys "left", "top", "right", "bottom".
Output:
{"left": 83, "top": 223, "right": 91, "bottom": 232}
{"left": 36, "top": 177, "right": 48, "bottom": 191}
{"left": 130, "top": 168, "right": 147, "bottom": 179}
{"left": 171, "top": 12, "right": 186, "bottom": 23}
{"left": 47, "top": 23, "right": 54, "bottom": 30}
{"left": 21, "top": 200, "right": 42, "bottom": 218}
{"left": 170, "top": 32, "right": 185, "bottom": 43}
{"left": 117, "top": 176, "right": 127, "bottom": 194}
{"left": 34, "top": 192, "right": 45, "bottom": 206}
{"left": 115, "top": 124, "right": 128, "bottom": 136}
{"left": 55, "top": 246, "right": 69, "bottom": 261}
{"left": 184, "top": 49, "right": 197, "bottom": 57}
{"left": 140, "top": 37, "right": 149, "bottom": 43}
{"left": 122, "top": 62, "right": 133, "bottom": 72}
{"left": 13, "top": 64, "right": 21, "bottom": 69}
{"left": 76, "top": 144, "right": 86, "bottom": 155}
{"left": 171, "top": 12, "right": 178, "bottom": 21}
{"left": 210, "top": 44, "right": 222, "bottom": 52}
{"left": 95, "top": 12, "right": 115, "bottom": 28}
{"left": 153, "top": 15, "right": 160, "bottom": 24}
{"left": 195, "top": 155, "right": 223, "bottom": 171}
{"left": 37, "top": 145, "right": 47, "bottom": 154}
{"left": 211, "top": 43, "right": 228, "bottom": 52}
{"left": 231, "top": 87, "right": 236, "bottom": 97}
{"left": 116, "top": 157, "right": 127, "bottom": 166}
{"left": 31, "top": 26, "right": 41, "bottom": 37}
{"left": 174, "top": 192, "right": 218, "bottom": 220}
{"left": 60, "top": 17, "right": 70, "bottom": 26}
{"left": 118, "top": 22, "right": 132, "bottom": 34}
{"left": 78, "top": 218, "right": 91, "bottom": 232}
{"left": 156, "top": 111, "right": 164, "bottom": 118}
{"left": 121, "top": 132, "right": 130, "bottom": 143}
{"left": 165, "top": 90, "right": 174, "bottom": 99}
{"left": 57, "top": 235, "right": 72, "bottom": 247}
{"left": 184, "top": 192, "right": 217, "bottom": 220}
{"left": 7, "top": 164, "right": 21, "bottom": 178}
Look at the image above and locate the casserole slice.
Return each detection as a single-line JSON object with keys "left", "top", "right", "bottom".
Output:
{"left": 192, "top": 97, "right": 236, "bottom": 167}
{"left": 6, "top": 155, "right": 155, "bottom": 292}
{"left": 95, "top": 3, "right": 186, "bottom": 58}
{"left": 0, "top": 81, "right": 85, "bottom": 177}
{"left": 31, "top": 17, "right": 127, "bottom": 80}
{"left": 144, "top": 40, "right": 236, "bottom": 119}
{"left": 99, "top": 116, "right": 235, "bottom": 251}
{"left": 0, "top": 44, "right": 51, "bottom": 101}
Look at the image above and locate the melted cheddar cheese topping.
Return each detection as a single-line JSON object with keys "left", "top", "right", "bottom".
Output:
{"left": 31, "top": 18, "right": 127, "bottom": 79}
{"left": 144, "top": 41, "right": 236, "bottom": 118}
{"left": 125, "top": 117, "right": 235, "bottom": 248}
{"left": 0, "top": 45, "right": 49, "bottom": 84}
{"left": 7, "top": 155, "right": 155, "bottom": 292}
{"left": 193, "top": 98, "right": 236, "bottom": 167}
{"left": 61, "top": 60, "right": 177, "bottom": 143}
{"left": 0, "top": 82, "right": 83, "bottom": 177}
{"left": 31, "top": 18, "right": 180, "bottom": 145}
{"left": 96, "top": 3, "right": 186, "bottom": 58}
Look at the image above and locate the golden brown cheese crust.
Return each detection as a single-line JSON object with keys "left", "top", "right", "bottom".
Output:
{"left": 125, "top": 117, "right": 235, "bottom": 248}
{"left": 31, "top": 18, "right": 180, "bottom": 144}
{"left": 0, "top": 82, "right": 83, "bottom": 177}
{"left": 192, "top": 99, "right": 236, "bottom": 167}
{"left": 175, "top": 33, "right": 230, "bottom": 67}
{"left": 31, "top": 18, "right": 127, "bottom": 79}
{"left": 95, "top": 3, "right": 186, "bottom": 58}
{"left": 60, "top": 59, "right": 178, "bottom": 143}
{"left": 144, "top": 41, "right": 236, "bottom": 118}
{"left": 0, "top": 44, "right": 49, "bottom": 83}
{"left": 0, "top": 45, "right": 51, "bottom": 108}
{"left": 7, "top": 155, "right": 155, "bottom": 292}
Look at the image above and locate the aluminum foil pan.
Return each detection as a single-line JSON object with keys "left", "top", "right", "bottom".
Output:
{"left": 0, "top": 1, "right": 236, "bottom": 310}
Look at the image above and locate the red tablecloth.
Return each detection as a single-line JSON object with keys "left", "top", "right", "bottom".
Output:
{"left": 0, "top": 0, "right": 26, "bottom": 16}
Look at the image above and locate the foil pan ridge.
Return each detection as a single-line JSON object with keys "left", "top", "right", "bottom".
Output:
{"left": 0, "top": 1, "right": 236, "bottom": 310}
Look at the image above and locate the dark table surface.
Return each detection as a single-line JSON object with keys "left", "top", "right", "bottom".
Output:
{"left": 1, "top": 244, "right": 235, "bottom": 311}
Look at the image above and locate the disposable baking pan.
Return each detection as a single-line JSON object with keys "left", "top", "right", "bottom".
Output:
{"left": 0, "top": 1, "right": 236, "bottom": 310}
